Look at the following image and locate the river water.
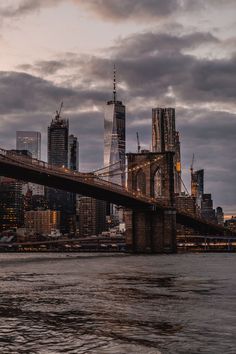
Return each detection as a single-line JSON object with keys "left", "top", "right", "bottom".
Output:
{"left": 0, "top": 253, "right": 235, "bottom": 354}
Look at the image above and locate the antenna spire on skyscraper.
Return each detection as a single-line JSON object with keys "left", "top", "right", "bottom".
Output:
{"left": 113, "top": 64, "right": 117, "bottom": 102}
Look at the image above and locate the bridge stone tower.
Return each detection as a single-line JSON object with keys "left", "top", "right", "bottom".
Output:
{"left": 125, "top": 151, "right": 176, "bottom": 253}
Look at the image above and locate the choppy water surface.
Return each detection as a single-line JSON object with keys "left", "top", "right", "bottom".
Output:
{"left": 0, "top": 253, "right": 235, "bottom": 354}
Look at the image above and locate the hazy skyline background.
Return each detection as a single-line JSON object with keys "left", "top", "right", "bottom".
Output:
{"left": 0, "top": 0, "right": 235, "bottom": 215}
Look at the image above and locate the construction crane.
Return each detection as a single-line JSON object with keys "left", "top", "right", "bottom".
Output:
{"left": 136, "top": 132, "right": 141, "bottom": 153}
{"left": 55, "top": 101, "right": 63, "bottom": 120}
{"left": 190, "top": 153, "right": 195, "bottom": 175}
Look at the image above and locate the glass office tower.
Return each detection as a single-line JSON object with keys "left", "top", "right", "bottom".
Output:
{"left": 104, "top": 68, "right": 126, "bottom": 186}
{"left": 16, "top": 131, "right": 41, "bottom": 160}
{"left": 16, "top": 131, "right": 44, "bottom": 195}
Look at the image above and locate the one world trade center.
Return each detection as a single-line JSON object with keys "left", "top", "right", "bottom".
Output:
{"left": 104, "top": 66, "right": 126, "bottom": 187}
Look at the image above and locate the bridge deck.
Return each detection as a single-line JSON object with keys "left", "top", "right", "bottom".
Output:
{"left": 0, "top": 149, "right": 234, "bottom": 236}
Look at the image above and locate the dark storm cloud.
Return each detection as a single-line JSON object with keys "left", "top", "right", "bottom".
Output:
{"left": 73, "top": 0, "right": 236, "bottom": 21}
{"left": 70, "top": 29, "right": 236, "bottom": 105}
{"left": 0, "top": 71, "right": 109, "bottom": 115}
{"left": 77, "top": 0, "right": 179, "bottom": 21}
{"left": 18, "top": 61, "right": 65, "bottom": 76}
{"left": 111, "top": 31, "right": 219, "bottom": 57}
{"left": 1, "top": 0, "right": 235, "bottom": 21}
{"left": 0, "top": 71, "right": 75, "bottom": 114}
{"left": 0, "top": 0, "right": 179, "bottom": 20}
{"left": 0, "top": 0, "right": 63, "bottom": 18}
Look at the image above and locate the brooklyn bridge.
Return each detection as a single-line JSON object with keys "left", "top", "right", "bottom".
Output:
{"left": 0, "top": 148, "right": 234, "bottom": 253}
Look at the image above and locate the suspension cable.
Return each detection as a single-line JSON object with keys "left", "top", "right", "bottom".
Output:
{"left": 92, "top": 160, "right": 121, "bottom": 173}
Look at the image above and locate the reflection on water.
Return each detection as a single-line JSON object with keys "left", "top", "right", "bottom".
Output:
{"left": 0, "top": 253, "right": 235, "bottom": 353}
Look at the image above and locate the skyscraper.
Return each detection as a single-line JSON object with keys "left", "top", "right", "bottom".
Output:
{"left": 16, "top": 131, "right": 41, "bottom": 160}
{"left": 47, "top": 108, "right": 74, "bottom": 233}
{"left": 201, "top": 194, "right": 216, "bottom": 223}
{"left": 68, "top": 134, "right": 79, "bottom": 171}
{"left": 16, "top": 131, "right": 44, "bottom": 195}
{"left": 191, "top": 169, "right": 204, "bottom": 200}
{"left": 152, "top": 107, "right": 181, "bottom": 194}
{"left": 104, "top": 66, "right": 126, "bottom": 186}
{"left": 48, "top": 110, "right": 69, "bottom": 167}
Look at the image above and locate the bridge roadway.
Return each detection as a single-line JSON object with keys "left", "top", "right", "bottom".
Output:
{"left": 0, "top": 148, "right": 233, "bottom": 235}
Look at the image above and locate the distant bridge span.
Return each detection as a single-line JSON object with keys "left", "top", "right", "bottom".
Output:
{"left": 0, "top": 149, "right": 233, "bottom": 242}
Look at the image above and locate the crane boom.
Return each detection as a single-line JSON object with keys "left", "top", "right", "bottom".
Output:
{"left": 55, "top": 101, "right": 63, "bottom": 120}
{"left": 58, "top": 101, "right": 63, "bottom": 117}
{"left": 190, "top": 153, "right": 195, "bottom": 174}
{"left": 136, "top": 132, "right": 141, "bottom": 153}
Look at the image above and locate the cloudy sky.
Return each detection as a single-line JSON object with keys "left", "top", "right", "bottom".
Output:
{"left": 0, "top": 0, "right": 235, "bottom": 215}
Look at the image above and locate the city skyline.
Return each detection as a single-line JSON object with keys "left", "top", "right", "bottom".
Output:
{"left": 0, "top": 0, "right": 235, "bottom": 214}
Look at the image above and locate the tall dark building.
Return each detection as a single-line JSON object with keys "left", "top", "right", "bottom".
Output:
{"left": 68, "top": 134, "right": 79, "bottom": 171}
{"left": 79, "top": 197, "right": 106, "bottom": 237}
{"left": 201, "top": 194, "right": 216, "bottom": 223}
{"left": 191, "top": 169, "right": 204, "bottom": 209}
{"left": 47, "top": 109, "right": 74, "bottom": 233}
{"left": 104, "top": 66, "right": 126, "bottom": 186}
{"left": 191, "top": 169, "right": 204, "bottom": 198}
{"left": 48, "top": 111, "right": 69, "bottom": 167}
{"left": 152, "top": 107, "right": 181, "bottom": 194}
{"left": 0, "top": 177, "right": 24, "bottom": 231}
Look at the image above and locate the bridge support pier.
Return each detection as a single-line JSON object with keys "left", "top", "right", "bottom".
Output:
{"left": 125, "top": 209, "right": 176, "bottom": 253}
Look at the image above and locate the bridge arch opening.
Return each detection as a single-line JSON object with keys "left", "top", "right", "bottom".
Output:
{"left": 153, "top": 167, "right": 162, "bottom": 198}
{"left": 135, "top": 169, "right": 146, "bottom": 195}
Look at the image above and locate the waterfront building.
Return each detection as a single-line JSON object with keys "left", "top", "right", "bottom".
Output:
{"left": 47, "top": 108, "right": 75, "bottom": 233}
{"left": 68, "top": 134, "right": 79, "bottom": 171}
{"left": 152, "top": 107, "right": 181, "bottom": 194}
{"left": 225, "top": 216, "right": 236, "bottom": 232}
{"left": 201, "top": 194, "right": 216, "bottom": 223}
{"left": 216, "top": 206, "right": 224, "bottom": 226}
{"left": 175, "top": 193, "right": 197, "bottom": 216}
{"left": 16, "top": 132, "right": 44, "bottom": 196}
{"left": 78, "top": 197, "right": 106, "bottom": 237}
{"left": 25, "top": 210, "right": 60, "bottom": 235}
{"left": 0, "top": 177, "right": 24, "bottom": 231}
{"left": 104, "top": 67, "right": 126, "bottom": 186}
